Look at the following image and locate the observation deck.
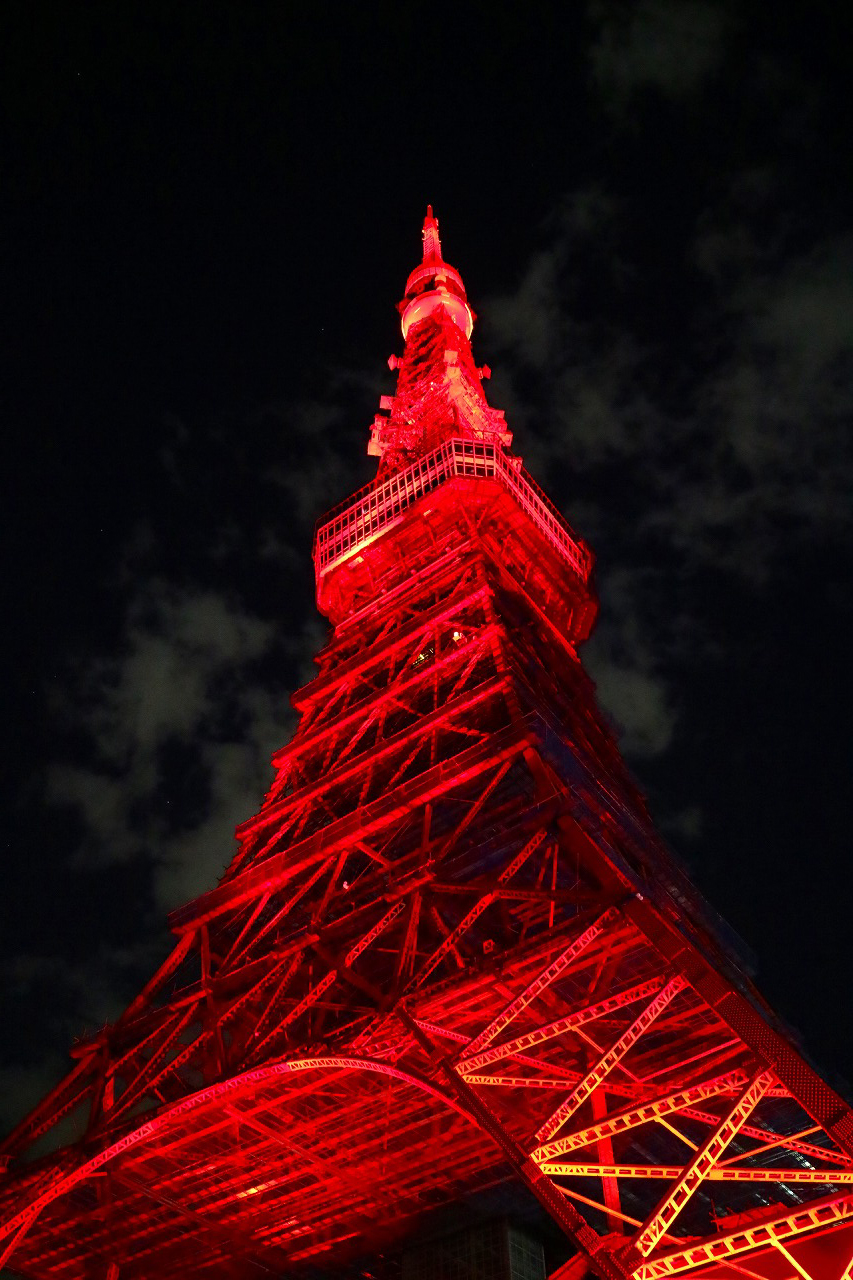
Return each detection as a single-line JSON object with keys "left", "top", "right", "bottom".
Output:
{"left": 314, "top": 438, "right": 593, "bottom": 595}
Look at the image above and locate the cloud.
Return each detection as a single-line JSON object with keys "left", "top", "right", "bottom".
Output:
{"left": 486, "top": 247, "right": 565, "bottom": 372}
{"left": 683, "top": 236, "right": 853, "bottom": 566}
{"left": 589, "top": 0, "right": 731, "bottom": 110}
{"left": 6, "top": 409, "right": 344, "bottom": 1117}
{"left": 755, "top": 244, "right": 853, "bottom": 372}
{"left": 586, "top": 650, "right": 675, "bottom": 757}
{"left": 263, "top": 365, "right": 388, "bottom": 522}
{"left": 0, "top": 1057, "right": 68, "bottom": 1139}
{"left": 40, "top": 357, "right": 383, "bottom": 936}
{"left": 47, "top": 581, "right": 286, "bottom": 911}
{"left": 583, "top": 568, "right": 678, "bottom": 758}
{"left": 479, "top": 186, "right": 853, "bottom": 762}
{"left": 0, "top": 939, "right": 168, "bottom": 1135}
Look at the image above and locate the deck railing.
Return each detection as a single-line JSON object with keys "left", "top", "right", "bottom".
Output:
{"left": 314, "top": 439, "right": 592, "bottom": 583}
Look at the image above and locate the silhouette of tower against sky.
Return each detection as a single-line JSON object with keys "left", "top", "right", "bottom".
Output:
{"left": 2, "top": 211, "right": 853, "bottom": 1280}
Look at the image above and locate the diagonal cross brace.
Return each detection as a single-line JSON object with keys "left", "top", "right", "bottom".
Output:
{"left": 531, "top": 1070, "right": 746, "bottom": 1163}
{"left": 460, "top": 906, "right": 621, "bottom": 1062}
{"left": 535, "top": 976, "right": 687, "bottom": 1144}
{"left": 629, "top": 1068, "right": 775, "bottom": 1260}
{"left": 458, "top": 977, "right": 666, "bottom": 1076}
{"left": 632, "top": 1188, "right": 853, "bottom": 1278}
{"left": 409, "top": 829, "right": 548, "bottom": 992}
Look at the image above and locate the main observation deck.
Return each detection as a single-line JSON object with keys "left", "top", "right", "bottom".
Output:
{"left": 314, "top": 438, "right": 593, "bottom": 593}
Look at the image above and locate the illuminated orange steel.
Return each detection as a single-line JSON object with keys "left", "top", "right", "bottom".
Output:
{"left": 634, "top": 1191, "right": 853, "bottom": 1278}
{"left": 531, "top": 1071, "right": 747, "bottom": 1162}
{"left": 541, "top": 1162, "right": 853, "bottom": 1184}
{"left": 631, "top": 1069, "right": 775, "bottom": 1257}
{"left": 458, "top": 977, "right": 667, "bottom": 1075}
{"left": 690, "top": 1111, "right": 853, "bottom": 1168}
{"left": 535, "top": 977, "right": 687, "bottom": 1144}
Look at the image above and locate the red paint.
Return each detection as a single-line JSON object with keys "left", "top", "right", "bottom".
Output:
{"left": 1, "top": 211, "right": 852, "bottom": 1280}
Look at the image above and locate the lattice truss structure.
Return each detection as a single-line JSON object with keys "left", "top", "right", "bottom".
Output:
{"left": 2, "top": 212, "right": 852, "bottom": 1280}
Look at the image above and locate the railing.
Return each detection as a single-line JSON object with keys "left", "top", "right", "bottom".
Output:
{"left": 314, "top": 439, "right": 592, "bottom": 583}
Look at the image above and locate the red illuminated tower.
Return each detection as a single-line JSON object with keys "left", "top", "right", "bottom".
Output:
{"left": 2, "top": 210, "right": 853, "bottom": 1280}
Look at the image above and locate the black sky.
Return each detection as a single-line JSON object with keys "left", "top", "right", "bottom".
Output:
{"left": 1, "top": 1, "right": 851, "bottom": 1136}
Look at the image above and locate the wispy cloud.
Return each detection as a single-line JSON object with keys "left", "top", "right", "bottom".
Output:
{"left": 41, "top": 361, "right": 387, "bottom": 922}
{"left": 589, "top": 0, "right": 732, "bottom": 110}
{"left": 48, "top": 578, "right": 283, "bottom": 906}
{"left": 0, "top": 938, "right": 166, "bottom": 1134}
{"left": 480, "top": 180, "right": 853, "bottom": 762}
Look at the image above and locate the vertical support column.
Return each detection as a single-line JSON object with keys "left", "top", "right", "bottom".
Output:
{"left": 591, "top": 1088, "right": 622, "bottom": 1235}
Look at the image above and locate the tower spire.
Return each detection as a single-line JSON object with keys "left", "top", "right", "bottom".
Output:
{"left": 421, "top": 204, "right": 441, "bottom": 265}
{"left": 368, "top": 208, "right": 511, "bottom": 471}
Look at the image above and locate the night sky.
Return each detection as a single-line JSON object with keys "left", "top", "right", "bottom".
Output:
{"left": 2, "top": 3, "right": 851, "bottom": 1142}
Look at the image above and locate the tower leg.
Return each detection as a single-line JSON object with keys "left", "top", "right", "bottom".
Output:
{"left": 398, "top": 1007, "right": 632, "bottom": 1280}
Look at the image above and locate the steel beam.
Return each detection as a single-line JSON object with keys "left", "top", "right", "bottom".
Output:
{"left": 532, "top": 1071, "right": 747, "bottom": 1162}
{"left": 535, "top": 977, "right": 686, "bottom": 1144}
{"left": 632, "top": 1190, "right": 853, "bottom": 1278}
{"left": 630, "top": 1069, "right": 775, "bottom": 1259}
{"left": 460, "top": 906, "right": 621, "bottom": 1061}
{"left": 459, "top": 976, "right": 666, "bottom": 1076}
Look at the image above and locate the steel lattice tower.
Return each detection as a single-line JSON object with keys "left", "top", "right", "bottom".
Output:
{"left": 2, "top": 210, "right": 852, "bottom": 1280}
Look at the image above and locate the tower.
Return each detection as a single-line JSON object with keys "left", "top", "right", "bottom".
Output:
{"left": 1, "top": 210, "right": 852, "bottom": 1280}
